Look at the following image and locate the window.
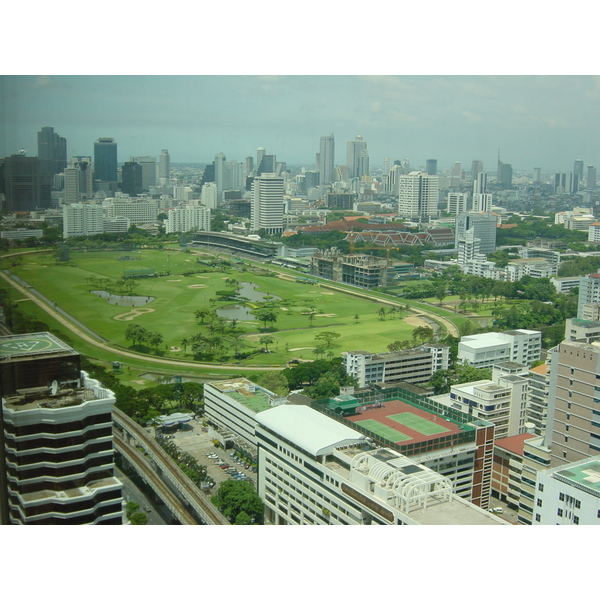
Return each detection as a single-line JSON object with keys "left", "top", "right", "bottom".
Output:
{"left": 538, "top": 483, "right": 544, "bottom": 492}
{"left": 575, "top": 499, "right": 581, "bottom": 509}
{"left": 574, "top": 515, "right": 580, "bottom": 525}
{"left": 559, "top": 492, "right": 565, "bottom": 501}
{"left": 558, "top": 508, "right": 563, "bottom": 516}
{"left": 537, "top": 498, "right": 543, "bottom": 507}
{"left": 535, "top": 514, "right": 541, "bottom": 522}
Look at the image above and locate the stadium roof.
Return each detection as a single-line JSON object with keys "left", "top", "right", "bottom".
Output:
{"left": 255, "top": 405, "right": 366, "bottom": 457}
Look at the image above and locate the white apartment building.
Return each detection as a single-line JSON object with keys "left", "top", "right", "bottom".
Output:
{"left": 255, "top": 404, "right": 506, "bottom": 525}
{"left": 458, "top": 329, "right": 542, "bottom": 369}
{"left": 165, "top": 204, "right": 211, "bottom": 234}
{"left": 62, "top": 203, "right": 105, "bottom": 238}
{"left": 446, "top": 192, "right": 468, "bottom": 215}
{"left": 251, "top": 173, "right": 285, "bottom": 235}
{"left": 533, "top": 456, "right": 600, "bottom": 525}
{"left": 343, "top": 345, "right": 450, "bottom": 388}
{"left": 201, "top": 183, "right": 218, "bottom": 210}
{"left": 102, "top": 197, "right": 160, "bottom": 224}
{"left": 588, "top": 222, "right": 600, "bottom": 243}
{"left": 527, "top": 362, "right": 551, "bottom": 436}
{"left": 103, "top": 215, "right": 130, "bottom": 234}
{"left": 397, "top": 171, "right": 439, "bottom": 221}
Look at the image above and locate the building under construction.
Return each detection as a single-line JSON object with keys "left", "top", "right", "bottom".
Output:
{"left": 309, "top": 248, "right": 398, "bottom": 289}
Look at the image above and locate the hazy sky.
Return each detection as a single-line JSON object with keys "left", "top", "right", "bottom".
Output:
{"left": 2, "top": 74, "right": 599, "bottom": 174}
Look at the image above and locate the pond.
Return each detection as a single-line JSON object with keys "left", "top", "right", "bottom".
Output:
{"left": 216, "top": 282, "right": 281, "bottom": 321}
{"left": 91, "top": 290, "right": 155, "bottom": 307}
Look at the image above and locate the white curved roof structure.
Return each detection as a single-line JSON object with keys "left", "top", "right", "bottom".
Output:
{"left": 255, "top": 405, "right": 366, "bottom": 456}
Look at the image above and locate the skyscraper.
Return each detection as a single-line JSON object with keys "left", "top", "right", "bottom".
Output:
{"left": 574, "top": 159, "right": 584, "bottom": 180}
{"left": 158, "top": 149, "right": 170, "bottom": 183}
{"left": 587, "top": 166, "right": 597, "bottom": 189}
{"left": 121, "top": 161, "right": 143, "bottom": 196}
{"left": 318, "top": 134, "right": 335, "bottom": 185}
{"left": 346, "top": 135, "right": 369, "bottom": 179}
{"left": 0, "top": 154, "right": 52, "bottom": 211}
{"left": 93, "top": 138, "right": 118, "bottom": 188}
{"left": 64, "top": 157, "right": 94, "bottom": 204}
{"left": 0, "top": 332, "right": 124, "bottom": 524}
{"left": 533, "top": 168, "right": 541, "bottom": 183}
{"left": 251, "top": 173, "right": 284, "bottom": 235}
{"left": 471, "top": 160, "right": 483, "bottom": 180}
{"left": 37, "top": 126, "right": 67, "bottom": 178}
{"left": 455, "top": 211, "right": 497, "bottom": 255}
{"left": 397, "top": 171, "right": 439, "bottom": 221}
{"left": 131, "top": 156, "right": 156, "bottom": 191}
{"left": 425, "top": 159, "right": 437, "bottom": 175}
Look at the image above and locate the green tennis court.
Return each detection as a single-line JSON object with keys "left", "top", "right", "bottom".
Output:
{"left": 387, "top": 413, "right": 450, "bottom": 435}
{"left": 357, "top": 419, "right": 413, "bottom": 442}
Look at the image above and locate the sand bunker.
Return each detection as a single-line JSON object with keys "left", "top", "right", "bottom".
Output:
{"left": 315, "top": 313, "right": 335, "bottom": 317}
{"left": 321, "top": 292, "right": 334, "bottom": 295}
{"left": 114, "top": 307, "right": 155, "bottom": 321}
{"left": 167, "top": 279, "right": 182, "bottom": 282}
{"left": 196, "top": 275, "right": 209, "bottom": 278}
{"left": 170, "top": 346, "right": 181, "bottom": 351}
{"left": 289, "top": 347, "right": 315, "bottom": 351}
{"left": 187, "top": 284, "right": 207, "bottom": 289}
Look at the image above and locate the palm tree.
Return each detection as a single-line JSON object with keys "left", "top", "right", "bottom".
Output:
{"left": 378, "top": 306, "right": 387, "bottom": 320}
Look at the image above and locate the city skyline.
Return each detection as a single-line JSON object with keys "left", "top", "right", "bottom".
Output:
{"left": 2, "top": 75, "right": 600, "bottom": 174}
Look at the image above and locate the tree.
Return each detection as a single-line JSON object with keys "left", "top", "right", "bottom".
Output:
{"left": 212, "top": 479, "right": 264, "bottom": 524}
{"left": 412, "top": 325, "right": 434, "bottom": 345}
{"left": 354, "top": 313, "right": 360, "bottom": 324}
{"left": 256, "top": 372, "right": 290, "bottom": 396}
{"left": 254, "top": 307, "right": 278, "bottom": 331}
{"left": 455, "top": 363, "right": 492, "bottom": 384}
{"left": 434, "top": 284, "right": 447, "bottom": 306}
{"left": 429, "top": 369, "right": 454, "bottom": 394}
{"left": 314, "top": 331, "right": 341, "bottom": 349}
{"left": 129, "top": 511, "right": 148, "bottom": 525}
{"left": 304, "top": 371, "right": 342, "bottom": 401}
{"left": 259, "top": 335, "right": 275, "bottom": 352}
{"left": 194, "top": 308, "right": 210, "bottom": 324}
{"left": 307, "top": 312, "right": 316, "bottom": 327}
{"left": 378, "top": 306, "right": 387, "bottom": 320}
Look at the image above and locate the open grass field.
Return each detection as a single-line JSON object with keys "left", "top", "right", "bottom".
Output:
{"left": 7, "top": 248, "right": 424, "bottom": 367}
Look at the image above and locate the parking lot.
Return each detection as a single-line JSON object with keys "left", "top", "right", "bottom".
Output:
{"left": 158, "top": 419, "right": 257, "bottom": 492}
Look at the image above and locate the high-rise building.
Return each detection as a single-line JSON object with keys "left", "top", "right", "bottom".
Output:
{"left": 131, "top": 156, "right": 156, "bottom": 191}
{"left": 554, "top": 172, "right": 579, "bottom": 195}
{"left": 397, "top": 171, "right": 439, "bottom": 221}
{"left": 64, "top": 157, "right": 93, "bottom": 203}
{"left": 587, "top": 166, "right": 597, "bottom": 189}
{"left": 158, "top": 149, "right": 170, "bottom": 183}
{"left": 451, "top": 162, "right": 462, "bottom": 178}
{"left": 533, "top": 167, "right": 542, "bottom": 183}
{"left": 201, "top": 182, "right": 218, "bottom": 210}
{"left": 121, "top": 161, "right": 143, "bottom": 196}
{"left": 576, "top": 272, "right": 600, "bottom": 318}
{"left": 383, "top": 158, "right": 391, "bottom": 173}
{"left": 244, "top": 157, "right": 254, "bottom": 176}
{"left": 425, "top": 159, "right": 438, "bottom": 176}
{"left": 251, "top": 173, "right": 284, "bottom": 235}
{"left": 346, "top": 135, "right": 369, "bottom": 179}
{"left": 0, "top": 332, "right": 124, "bottom": 524}
{"left": 256, "top": 154, "right": 276, "bottom": 176}
{"left": 318, "top": 134, "right": 335, "bottom": 185}
{"left": 37, "top": 126, "right": 67, "bottom": 178}
{"left": 165, "top": 204, "right": 211, "bottom": 234}
{"left": 497, "top": 154, "right": 513, "bottom": 189}
{"left": 93, "top": 138, "right": 118, "bottom": 185}
{"left": 446, "top": 192, "right": 468, "bottom": 215}
{"left": 574, "top": 159, "right": 584, "bottom": 180}
{"left": 471, "top": 160, "right": 483, "bottom": 180}
{"left": 0, "top": 154, "right": 52, "bottom": 211}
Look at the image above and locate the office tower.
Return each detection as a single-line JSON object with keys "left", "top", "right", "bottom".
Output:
{"left": 587, "top": 166, "right": 597, "bottom": 189}
{"left": 201, "top": 182, "right": 218, "bottom": 210}
{"left": 451, "top": 161, "right": 462, "bottom": 178}
{"left": 251, "top": 173, "right": 284, "bottom": 235}
{"left": 93, "top": 138, "right": 118, "bottom": 185}
{"left": 304, "top": 170, "right": 320, "bottom": 190}
{"left": 425, "top": 159, "right": 438, "bottom": 176}
{"left": 471, "top": 160, "right": 483, "bottom": 180}
{"left": 256, "top": 147, "right": 265, "bottom": 168}
{"left": 158, "top": 149, "right": 170, "bottom": 183}
{"left": 200, "top": 163, "right": 215, "bottom": 186}
{"left": 574, "top": 159, "right": 584, "bottom": 180}
{"left": 245, "top": 156, "right": 254, "bottom": 176}
{"left": 497, "top": 153, "right": 513, "bottom": 189}
{"left": 446, "top": 192, "right": 468, "bottom": 215}
{"left": 121, "top": 161, "right": 143, "bottom": 196}
{"left": 257, "top": 154, "right": 276, "bottom": 176}
{"left": 397, "top": 171, "right": 439, "bottom": 221}
{"left": 63, "top": 157, "right": 93, "bottom": 203}
{"left": 473, "top": 172, "right": 487, "bottom": 194}
{"left": 0, "top": 332, "right": 124, "bottom": 524}
{"left": 226, "top": 160, "right": 245, "bottom": 190}
{"left": 37, "top": 126, "right": 67, "bottom": 178}
{"left": 554, "top": 172, "right": 579, "bottom": 195}
{"left": 63, "top": 203, "right": 105, "bottom": 238}
{"left": 318, "top": 134, "right": 335, "bottom": 185}
{"left": 346, "top": 135, "right": 369, "bottom": 179}
{"left": 214, "top": 152, "right": 227, "bottom": 195}
{"left": 383, "top": 158, "right": 391, "bottom": 173}
{"left": 0, "top": 154, "right": 51, "bottom": 211}
{"left": 454, "top": 211, "right": 497, "bottom": 255}
{"left": 131, "top": 156, "right": 156, "bottom": 191}
{"left": 472, "top": 192, "right": 492, "bottom": 212}
{"left": 533, "top": 167, "right": 541, "bottom": 183}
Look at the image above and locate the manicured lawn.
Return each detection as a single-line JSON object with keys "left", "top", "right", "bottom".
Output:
{"left": 9, "top": 249, "right": 419, "bottom": 366}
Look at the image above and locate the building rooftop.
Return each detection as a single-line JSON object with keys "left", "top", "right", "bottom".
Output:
{"left": 530, "top": 363, "right": 549, "bottom": 375}
{"left": 208, "top": 378, "right": 282, "bottom": 414}
{"left": 0, "top": 332, "right": 77, "bottom": 362}
{"left": 552, "top": 457, "right": 600, "bottom": 498}
{"left": 494, "top": 433, "right": 537, "bottom": 456}
{"left": 256, "top": 405, "right": 366, "bottom": 457}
